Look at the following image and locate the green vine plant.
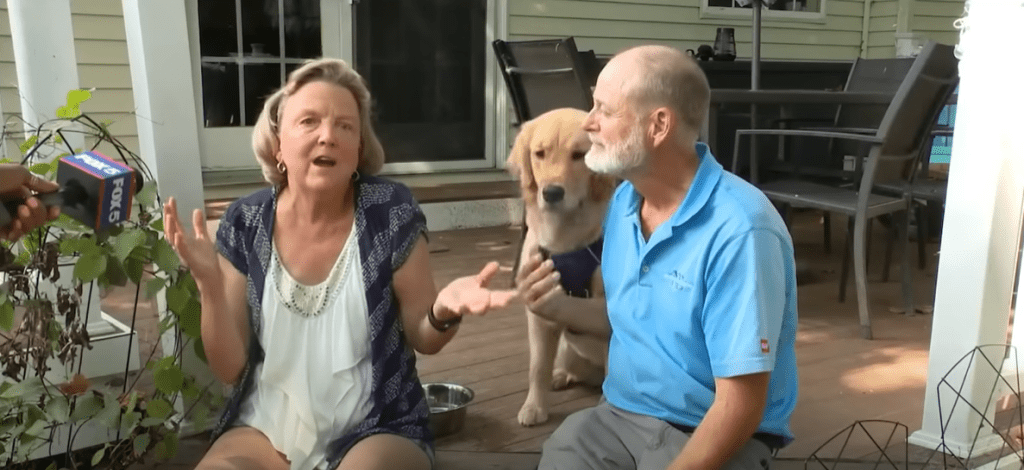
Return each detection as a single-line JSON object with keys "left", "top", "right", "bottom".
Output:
{"left": 0, "top": 90, "right": 221, "bottom": 469}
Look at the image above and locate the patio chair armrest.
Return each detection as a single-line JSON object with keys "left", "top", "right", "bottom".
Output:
{"left": 796, "top": 126, "right": 879, "bottom": 135}
{"left": 734, "top": 128, "right": 885, "bottom": 143}
{"left": 730, "top": 128, "right": 884, "bottom": 176}
{"left": 505, "top": 65, "right": 574, "bottom": 75}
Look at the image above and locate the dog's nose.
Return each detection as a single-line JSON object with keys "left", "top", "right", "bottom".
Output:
{"left": 542, "top": 186, "right": 565, "bottom": 203}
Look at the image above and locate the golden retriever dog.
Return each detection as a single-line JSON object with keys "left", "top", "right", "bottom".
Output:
{"left": 506, "top": 108, "right": 617, "bottom": 427}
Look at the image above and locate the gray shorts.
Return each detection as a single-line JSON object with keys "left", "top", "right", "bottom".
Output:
{"left": 539, "top": 401, "right": 773, "bottom": 470}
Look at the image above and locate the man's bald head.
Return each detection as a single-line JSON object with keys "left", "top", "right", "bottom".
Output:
{"left": 608, "top": 45, "right": 710, "bottom": 143}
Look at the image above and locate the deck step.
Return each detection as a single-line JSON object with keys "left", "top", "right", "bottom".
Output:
{"left": 410, "top": 180, "right": 519, "bottom": 204}
{"left": 204, "top": 180, "right": 524, "bottom": 231}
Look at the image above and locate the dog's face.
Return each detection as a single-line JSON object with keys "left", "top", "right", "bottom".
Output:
{"left": 507, "top": 108, "right": 617, "bottom": 212}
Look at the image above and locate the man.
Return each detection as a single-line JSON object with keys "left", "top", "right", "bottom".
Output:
{"left": 1, "top": 164, "right": 61, "bottom": 241}
{"left": 516, "top": 45, "right": 798, "bottom": 470}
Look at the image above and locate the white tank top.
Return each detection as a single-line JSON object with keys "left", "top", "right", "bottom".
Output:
{"left": 238, "top": 229, "right": 373, "bottom": 470}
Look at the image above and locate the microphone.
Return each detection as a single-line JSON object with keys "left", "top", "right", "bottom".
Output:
{"left": 0, "top": 151, "right": 137, "bottom": 231}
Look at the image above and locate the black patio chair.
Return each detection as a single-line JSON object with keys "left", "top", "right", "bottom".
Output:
{"left": 732, "top": 41, "right": 959, "bottom": 339}
{"left": 492, "top": 37, "right": 595, "bottom": 125}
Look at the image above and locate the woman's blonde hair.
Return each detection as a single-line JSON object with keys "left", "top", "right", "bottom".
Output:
{"left": 251, "top": 58, "right": 385, "bottom": 186}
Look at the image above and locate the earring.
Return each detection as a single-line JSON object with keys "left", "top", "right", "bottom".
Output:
{"left": 352, "top": 171, "right": 360, "bottom": 181}
{"left": 276, "top": 161, "right": 287, "bottom": 174}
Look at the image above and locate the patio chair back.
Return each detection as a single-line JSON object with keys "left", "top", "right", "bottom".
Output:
{"left": 492, "top": 37, "right": 595, "bottom": 125}
{"left": 868, "top": 42, "right": 959, "bottom": 191}
{"left": 821, "top": 58, "right": 914, "bottom": 177}
{"left": 732, "top": 41, "right": 958, "bottom": 339}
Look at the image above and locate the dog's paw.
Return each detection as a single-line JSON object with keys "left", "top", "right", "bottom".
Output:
{"left": 518, "top": 402, "right": 549, "bottom": 427}
{"left": 552, "top": 368, "right": 578, "bottom": 390}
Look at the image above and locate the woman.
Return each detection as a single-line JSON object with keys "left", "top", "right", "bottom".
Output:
{"left": 163, "top": 58, "right": 515, "bottom": 470}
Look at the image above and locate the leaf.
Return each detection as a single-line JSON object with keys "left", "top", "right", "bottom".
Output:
{"left": 57, "top": 89, "right": 92, "bottom": 119}
{"left": 13, "top": 249, "right": 30, "bottom": 267}
{"left": 136, "top": 180, "right": 158, "bottom": 208}
{"left": 95, "top": 392, "right": 121, "bottom": 429}
{"left": 179, "top": 299, "right": 202, "bottom": 338}
{"left": 124, "top": 390, "right": 140, "bottom": 411}
{"left": 120, "top": 411, "right": 141, "bottom": 436}
{"left": 102, "top": 255, "right": 129, "bottom": 287}
{"left": 145, "top": 398, "right": 172, "bottom": 419}
{"left": 149, "top": 219, "right": 164, "bottom": 231}
{"left": 58, "top": 374, "right": 90, "bottom": 397}
{"left": 154, "top": 365, "right": 184, "bottom": 395}
{"left": 153, "top": 239, "right": 180, "bottom": 272}
{"left": 154, "top": 355, "right": 176, "bottom": 371}
{"left": 160, "top": 431, "right": 179, "bottom": 460}
{"left": 133, "top": 433, "right": 151, "bottom": 456}
{"left": 91, "top": 446, "right": 105, "bottom": 466}
{"left": 61, "top": 236, "right": 100, "bottom": 257}
{"left": 29, "top": 163, "right": 52, "bottom": 176}
{"left": 124, "top": 256, "right": 145, "bottom": 284}
{"left": 165, "top": 282, "right": 188, "bottom": 314}
{"left": 140, "top": 416, "right": 166, "bottom": 428}
{"left": 69, "top": 394, "right": 103, "bottom": 422}
{"left": 112, "top": 228, "right": 148, "bottom": 262}
{"left": 45, "top": 462, "right": 57, "bottom": 470}
{"left": 22, "top": 404, "right": 47, "bottom": 438}
{"left": 51, "top": 213, "right": 88, "bottom": 232}
{"left": 45, "top": 395, "right": 71, "bottom": 422}
{"left": 73, "top": 251, "right": 107, "bottom": 282}
{"left": 193, "top": 337, "right": 208, "bottom": 364}
{"left": 0, "top": 298, "right": 13, "bottom": 332}
{"left": 68, "top": 89, "right": 92, "bottom": 106}
{"left": 19, "top": 135, "right": 38, "bottom": 155}
{"left": 145, "top": 277, "right": 165, "bottom": 299}
{"left": 181, "top": 381, "right": 201, "bottom": 401}
{"left": 0, "top": 376, "right": 45, "bottom": 401}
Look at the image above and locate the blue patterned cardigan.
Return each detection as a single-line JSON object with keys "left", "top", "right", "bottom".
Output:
{"left": 212, "top": 175, "right": 432, "bottom": 468}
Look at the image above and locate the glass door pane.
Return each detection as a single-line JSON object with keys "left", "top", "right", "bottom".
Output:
{"left": 354, "top": 0, "right": 487, "bottom": 165}
{"left": 198, "top": 0, "right": 322, "bottom": 128}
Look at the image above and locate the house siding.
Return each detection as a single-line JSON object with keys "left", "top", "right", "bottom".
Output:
{"left": 866, "top": 0, "right": 898, "bottom": 58}
{"left": 910, "top": 0, "right": 961, "bottom": 46}
{"left": 509, "top": 0, "right": 865, "bottom": 61}
{"left": 1, "top": 0, "right": 137, "bottom": 162}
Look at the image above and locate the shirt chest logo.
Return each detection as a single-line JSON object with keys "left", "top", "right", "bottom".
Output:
{"left": 665, "top": 270, "right": 693, "bottom": 290}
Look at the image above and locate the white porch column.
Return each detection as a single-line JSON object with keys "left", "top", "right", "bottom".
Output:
{"left": 7, "top": 0, "right": 84, "bottom": 152}
{"left": 909, "top": 0, "right": 1024, "bottom": 458}
{"left": 120, "top": 0, "right": 205, "bottom": 216}
{"left": 121, "top": 0, "right": 216, "bottom": 434}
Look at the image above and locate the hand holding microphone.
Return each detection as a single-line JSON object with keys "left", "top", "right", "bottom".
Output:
{"left": 0, "top": 164, "right": 61, "bottom": 241}
{"left": 1, "top": 151, "right": 137, "bottom": 238}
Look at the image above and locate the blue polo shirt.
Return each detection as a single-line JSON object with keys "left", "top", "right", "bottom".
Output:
{"left": 601, "top": 143, "right": 798, "bottom": 443}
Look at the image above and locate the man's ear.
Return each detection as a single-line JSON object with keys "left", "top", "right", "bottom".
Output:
{"left": 648, "top": 107, "right": 675, "bottom": 148}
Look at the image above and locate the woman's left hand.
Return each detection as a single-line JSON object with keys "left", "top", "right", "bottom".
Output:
{"left": 433, "top": 261, "right": 518, "bottom": 320}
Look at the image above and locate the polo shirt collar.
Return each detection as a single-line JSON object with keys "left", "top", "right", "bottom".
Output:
{"left": 622, "top": 142, "right": 723, "bottom": 230}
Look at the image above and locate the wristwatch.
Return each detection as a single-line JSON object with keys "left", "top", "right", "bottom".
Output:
{"left": 427, "top": 306, "right": 462, "bottom": 332}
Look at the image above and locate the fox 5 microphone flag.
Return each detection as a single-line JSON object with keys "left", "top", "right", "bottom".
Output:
{"left": 58, "top": 151, "right": 136, "bottom": 231}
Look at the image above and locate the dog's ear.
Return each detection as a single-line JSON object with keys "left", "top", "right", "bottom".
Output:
{"left": 589, "top": 173, "right": 618, "bottom": 202}
{"left": 507, "top": 120, "right": 536, "bottom": 192}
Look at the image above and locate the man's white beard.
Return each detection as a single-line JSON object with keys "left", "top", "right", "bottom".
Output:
{"left": 585, "top": 124, "right": 649, "bottom": 177}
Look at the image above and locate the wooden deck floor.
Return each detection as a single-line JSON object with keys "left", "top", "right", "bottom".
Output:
{"left": 104, "top": 208, "right": 973, "bottom": 468}
{"left": 417, "top": 212, "right": 944, "bottom": 461}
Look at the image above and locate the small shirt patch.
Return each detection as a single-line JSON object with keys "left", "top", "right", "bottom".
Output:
{"left": 665, "top": 270, "right": 693, "bottom": 290}
{"left": 761, "top": 339, "right": 770, "bottom": 354}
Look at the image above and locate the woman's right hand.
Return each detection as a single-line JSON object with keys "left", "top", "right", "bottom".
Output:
{"left": 163, "top": 197, "right": 221, "bottom": 286}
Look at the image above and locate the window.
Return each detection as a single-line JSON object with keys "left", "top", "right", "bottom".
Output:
{"left": 197, "top": 0, "right": 322, "bottom": 128}
{"left": 703, "top": 0, "right": 825, "bottom": 20}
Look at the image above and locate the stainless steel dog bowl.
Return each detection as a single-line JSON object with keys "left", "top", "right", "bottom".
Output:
{"left": 422, "top": 382, "right": 475, "bottom": 437}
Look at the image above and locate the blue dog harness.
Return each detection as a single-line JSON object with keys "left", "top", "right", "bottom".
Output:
{"left": 539, "top": 238, "right": 603, "bottom": 298}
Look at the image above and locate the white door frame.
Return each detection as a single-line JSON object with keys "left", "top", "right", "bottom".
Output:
{"left": 183, "top": 0, "right": 507, "bottom": 179}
